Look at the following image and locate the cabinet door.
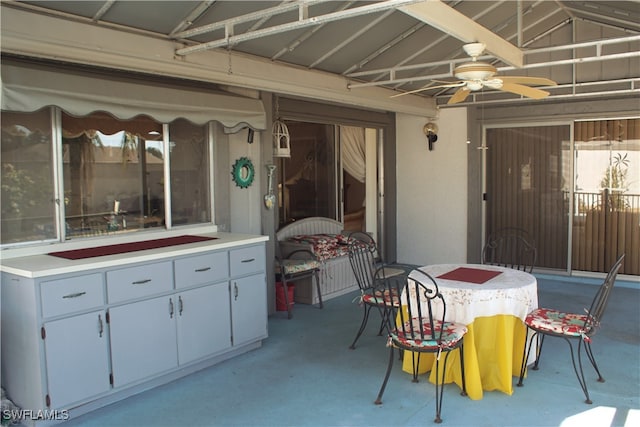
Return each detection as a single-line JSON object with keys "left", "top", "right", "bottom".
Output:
{"left": 109, "top": 296, "right": 178, "bottom": 387}
{"left": 230, "top": 273, "right": 267, "bottom": 347}
{"left": 43, "top": 311, "right": 111, "bottom": 408}
{"left": 176, "top": 283, "right": 231, "bottom": 365}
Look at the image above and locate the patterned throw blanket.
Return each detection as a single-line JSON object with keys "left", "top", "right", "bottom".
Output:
{"left": 286, "top": 233, "right": 363, "bottom": 261}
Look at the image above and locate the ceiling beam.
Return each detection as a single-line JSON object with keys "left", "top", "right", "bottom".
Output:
{"left": 175, "top": 0, "right": 424, "bottom": 56}
{"left": 398, "top": 0, "right": 524, "bottom": 68}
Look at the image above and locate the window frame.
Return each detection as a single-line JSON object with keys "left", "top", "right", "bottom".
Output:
{"left": 0, "top": 107, "right": 216, "bottom": 248}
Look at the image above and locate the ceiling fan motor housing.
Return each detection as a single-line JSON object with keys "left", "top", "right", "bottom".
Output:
{"left": 454, "top": 62, "right": 497, "bottom": 82}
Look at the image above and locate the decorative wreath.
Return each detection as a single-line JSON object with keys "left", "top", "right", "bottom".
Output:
{"left": 231, "top": 157, "right": 255, "bottom": 189}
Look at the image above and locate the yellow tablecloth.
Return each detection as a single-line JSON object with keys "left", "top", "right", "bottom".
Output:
{"left": 402, "top": 314, "right": 530, "bottom": 400}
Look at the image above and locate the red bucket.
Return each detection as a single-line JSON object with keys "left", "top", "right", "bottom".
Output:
{"left": 275, "top": 282, "right": 295, "bottom": 311}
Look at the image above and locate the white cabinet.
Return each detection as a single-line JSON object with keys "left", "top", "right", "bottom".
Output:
{"left": 109, "top": 296, "right": 179, "bottom": 387}
{"left": 231, "top": 274, "right": 267, "bottom": 347}
{"left": 229, "top": 245, "right": 268, "bottom": 347}
{"left": 43, "top": 310, "right": 111, "bottom": 408}
{"left": 0, "top": 236, "right": 267, "bottom": 421}
{"left": 176, "top": 283, "right": 231, "bottom": 364}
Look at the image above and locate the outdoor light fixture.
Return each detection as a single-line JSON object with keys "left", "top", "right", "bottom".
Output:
{"left": 424, "top": 122, "right": 438, "bottom": 151}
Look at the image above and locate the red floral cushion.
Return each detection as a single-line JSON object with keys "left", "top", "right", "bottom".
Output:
{"left": 362, "top": 288, "right": 400, "bottom": 307}
{"left": 287, "top": 234, "right": 358, "bottom": 261}
{"left": 525, "top": 307, "right": 591, "bottom": 336}
{"left": 393, "top": 319, "right": 467, "bottom": 350}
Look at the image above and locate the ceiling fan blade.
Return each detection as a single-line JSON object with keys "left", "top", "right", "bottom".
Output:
{"left": 499, "top": 76, "right": 557, "bottom": 86}
{"left": 500, "top": 82, "right": 550, "bottom": 99}
{"left": 448, "top": 87, "right": 471, "bottom": 104}
{"left": 390, "top": 81, "right": 464, "bottom": 98}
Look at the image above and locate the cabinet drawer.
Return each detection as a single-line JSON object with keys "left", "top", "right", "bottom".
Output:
{"left": 230, "top": 245, "right": 265, "bottom": 277}
{"left": 106, "top": 261, "right": 173, "bottom": 303}
{"left": 40, "top": 273, "right": 104, "bottom": 318}
{"left": 174, "top": 251, "right": 229, "bottom": 289}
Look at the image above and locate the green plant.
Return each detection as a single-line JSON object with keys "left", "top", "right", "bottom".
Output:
{"left": 1, "top": 163, "right": 51, "bottom": 217}
{"left": 599, "top": 152, "right": 630, "bottom": 210}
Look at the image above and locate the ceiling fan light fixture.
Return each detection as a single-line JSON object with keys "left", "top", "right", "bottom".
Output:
{"left": 466, "top": 81, "right": 483, "bottom": 91}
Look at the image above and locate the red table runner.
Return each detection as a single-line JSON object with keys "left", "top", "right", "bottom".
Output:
{"left": 436, "top": 267, "right": 502, "bottom": 284}
{"left": 48, "top": 235, "right": 217, "bottom": 260}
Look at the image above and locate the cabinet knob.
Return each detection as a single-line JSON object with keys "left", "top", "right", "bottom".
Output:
{"left": 169, "top": 298, "right": 174, "bottom": 318}
{"left": 195, "top": 267, "right": 211, "bottom": 272}
{"left": 234, "top": 283, "right": 239, "bottom": 300}
{"left": 178, "top": 296, "right": 184, "bottom": 316}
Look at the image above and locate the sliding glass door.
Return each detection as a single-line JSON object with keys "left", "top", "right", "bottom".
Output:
{"left": 572, "top": 119, "right": 639, "bottom": 275}
{"left": 277, "top": 121, "right": 378, "bottom": 237}
{"left": 485, "top": 125, "right": 571, "bottom": 271}
{"left": 485, "top": 118, "right": 639, "bottom": 276}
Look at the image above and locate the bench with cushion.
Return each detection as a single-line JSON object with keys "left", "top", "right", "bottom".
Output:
{"left": 276, "top": 217, "right": 359, "bottom": 304}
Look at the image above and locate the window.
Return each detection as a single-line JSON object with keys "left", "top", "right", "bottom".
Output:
{"left": 1, "top": 108, "right": 213, "bottom": 245}
{"left": 1, "top": 110, "right": 56, "bottom": 244}
{"left": 169, "top": 119, "right": 211, "bottom": 225}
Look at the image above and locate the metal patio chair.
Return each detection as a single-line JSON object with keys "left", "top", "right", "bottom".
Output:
{"left": 346, "top": 231, "right": 416, "bottom": 349}
{"left": 482, "top": 227, "right": 537, "bottom": 272}
{"left": 374, "top": 268, "right": 468, "bottom": 423}
{"left": 517, "top": 253, "right": 625, "bottom": 403}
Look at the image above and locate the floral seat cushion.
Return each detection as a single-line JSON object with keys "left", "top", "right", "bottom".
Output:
{"left": 525, "top": 307, "right": 591, "bottom": 337}
{"left": 362, "top": 288, "right": 400, "bottom": 307}
{"left": 286, "top": 233, "right": 361, "bottom": 261}
{"left": 276, "top": 258, "right": 321, "bottom": 275}
{"left": 392, "top": 318, "right": 467, "bottom": 350}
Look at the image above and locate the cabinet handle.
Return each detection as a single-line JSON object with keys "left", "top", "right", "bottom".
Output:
{"left": 234, "top": 283, "right": 239, "bottom": 301}
{"left": 62, "top": 291, "right": 86, "bottom": 299}
{"left": 98, "top": 314, "right": 104, "bottom": 338}
{"left": 132, "top": 279, "right": 152, "bottom": 285}
{"left": 178, "top": 296, "right": 184, "bottom": 316}
{"left": 169, "top": 298, "right": 174, "bottom": 319}
{"left": 241, "top": 258, "right": 255, "bottom": 263}
{"left": 195, "top": 267, "right": 211, "bottom": 272}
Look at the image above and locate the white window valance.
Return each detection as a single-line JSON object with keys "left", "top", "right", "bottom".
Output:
{"left": 1, "top": 62, "right": 266, "bottom": 132}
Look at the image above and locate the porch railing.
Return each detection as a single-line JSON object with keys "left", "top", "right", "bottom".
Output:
{"left": 572, "top": 190, "right": 639, "bottom": 275}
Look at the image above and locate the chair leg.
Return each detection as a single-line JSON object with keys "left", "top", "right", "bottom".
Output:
{"left": 282, "top": 279, "right": 293, "bottom": 320}
{"left": 532, "top": 334, "right": 545, "bottom": 370}
{"left": 411, "top": 352, "right": 421, "bottom": 383}
{"left": 459, "top": 344, "right": 467, "bottom": 397}
{"left": 564, "top": 337, "right": 594, "bottom": 404}
{"left": 314, "top": 271, "right": 323, "bottom": 309}
{"left": 583, "top": 340, "right": 604, "bottom": 383}
{"left": 374, "top": 344, "right": 395, "bottom": 405}
{"left": 349, "top": 304, "right": 373, "bottom": 349}
{"left": 517, "top": 331, "right": 538, "bottom": 387}
{"left": 433, "top": 351, "right": 452, "bottom": 424}
{"left": 379, "top": 307, "right": 396, "bottom": 335}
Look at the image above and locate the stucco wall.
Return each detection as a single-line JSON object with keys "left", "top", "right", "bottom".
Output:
{"left": 396, "top": 107, "right": 468, "bottom": 266}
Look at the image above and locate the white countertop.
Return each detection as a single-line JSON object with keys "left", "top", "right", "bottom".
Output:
{"left": 0, "top": 232, "right": 269, "bottom": 278}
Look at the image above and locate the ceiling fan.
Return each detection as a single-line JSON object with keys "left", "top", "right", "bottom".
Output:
{"left": 393, "top": 43, "right": 557, "bottom": 104}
